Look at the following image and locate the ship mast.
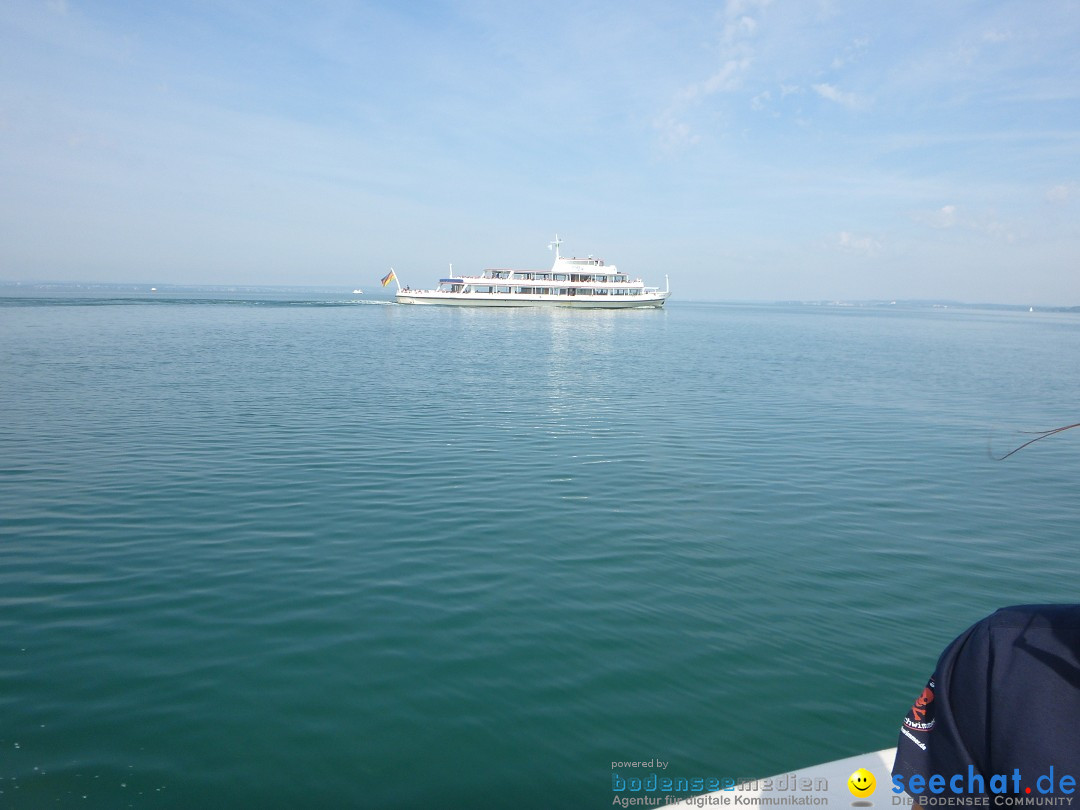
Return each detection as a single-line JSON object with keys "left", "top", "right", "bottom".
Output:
{"left": 548, "top": 234, "right": 562, "bottom": 261}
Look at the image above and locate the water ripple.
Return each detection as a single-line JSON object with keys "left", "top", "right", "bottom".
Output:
{"left": 2, "top": 298, "right": 1079, "bottom": 806}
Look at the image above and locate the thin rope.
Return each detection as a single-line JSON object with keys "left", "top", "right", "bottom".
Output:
{"left": 995, "top": 422, "right": 1080, "bottom": 460}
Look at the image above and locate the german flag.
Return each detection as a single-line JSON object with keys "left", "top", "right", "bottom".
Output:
{"left": 381, "top": 269, "right": 397, "bottom": 287}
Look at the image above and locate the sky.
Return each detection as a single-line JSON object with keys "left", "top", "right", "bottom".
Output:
{"left": 1, "top": 0, "right": 1079, "bottom": 303}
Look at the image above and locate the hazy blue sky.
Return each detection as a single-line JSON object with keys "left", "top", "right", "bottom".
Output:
{"left": 2, "top": 0, "right": 1079, "bottom": 302}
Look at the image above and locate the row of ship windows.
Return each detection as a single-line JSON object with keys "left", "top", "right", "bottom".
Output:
{"left": 486, "top": 272, "right": 629, "bottom": 283}
{"left": 462, "top": 287, "right": 643, "bottom": 295}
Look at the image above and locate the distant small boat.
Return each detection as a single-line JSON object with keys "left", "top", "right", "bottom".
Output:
{"left": 353, "top": 289, "right": 364, "bottom": 295}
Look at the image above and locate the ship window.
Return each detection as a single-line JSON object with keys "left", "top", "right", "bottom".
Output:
{"left": 554, "top": 274, "right": 567, "bottom": 281}
{"left": 497, "top": 286, "right": 511, "bottom": 294}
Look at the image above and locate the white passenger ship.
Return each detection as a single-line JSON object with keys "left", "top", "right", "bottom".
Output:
{"left": 392, "top": 236, "right": 670, "bottom": 308}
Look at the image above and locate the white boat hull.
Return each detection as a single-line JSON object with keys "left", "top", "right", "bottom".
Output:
{"left": 395, "top": 291, "right": 670, "bottom": 308}
{"left": 663, "top": 748, "right": 896, "bottom": 808}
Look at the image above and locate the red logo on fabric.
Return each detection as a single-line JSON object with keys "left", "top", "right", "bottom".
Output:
{"left": 903, "top": 679, "right": 936, "bottom": 732}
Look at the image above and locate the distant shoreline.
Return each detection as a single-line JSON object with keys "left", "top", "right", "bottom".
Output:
{"left": 2, "top": 281, "right": 1077, "bottom": 312}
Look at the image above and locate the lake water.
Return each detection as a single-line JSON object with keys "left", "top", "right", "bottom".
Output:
{"left": 2, "top": 292, "right": 1079, "bottom": 808}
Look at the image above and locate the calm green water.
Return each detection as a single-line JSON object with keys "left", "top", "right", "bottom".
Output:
{"left": 2, "top": 294, "right": 1079, "bottom": 808}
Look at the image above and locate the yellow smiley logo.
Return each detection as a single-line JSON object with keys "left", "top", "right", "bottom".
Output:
{"left": 848, "top": 768, "right": 876, "bottom": 797}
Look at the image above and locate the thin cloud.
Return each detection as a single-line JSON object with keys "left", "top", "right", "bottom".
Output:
{"left": 914, "top": 204, "right": 1019, "bottom": 242}
{"left": 982, "top": 29, "right": 1014, "bottom": 44}
{"left": 831, "top": 37, "right": 869, "bottom": 69}
{"left": 653, "top": 112, "right": 700, "bottom": 149}
{"left": 812, "top": 82, "right": 862, "bottom": 109}
{"left": 723, "top": 13, "right": 758, "bottom": 44}
{"left": 925, "top": 204, "right": 959, "bottom": 229}
{"left": 1046, "top": 184, "right": 1074, "bottom": 204}
{"left": 656, "top": 0, "right": 767, "bottom": 147}
{"left": 657, "top": 59, "right": 752, "bottom": 147}
{"left": 722, "top": 0, "right": 772, "bottom": 42}
{"left": 837, "top": 230, "right": 881, "bottom": 256}
{"left": 676, "top": 58, "right": 752, "bottom": 103}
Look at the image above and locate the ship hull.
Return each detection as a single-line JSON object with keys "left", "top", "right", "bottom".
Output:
{"left": 395, "top": 292, "right": 669, "bottom": 308}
